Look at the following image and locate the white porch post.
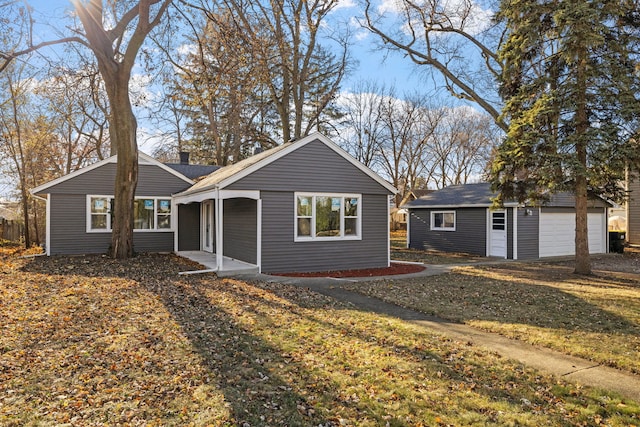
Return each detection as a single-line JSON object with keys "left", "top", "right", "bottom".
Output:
{"left": 45, "top": 195, "right": 51, "bottom": 256}
{"left": 215, "top": 188, "right": 223, "bottom": 270}
{"left": 256, "top": 198, "right": 262, "bottom": 273}
{"left": 173, "top": 200, "right": 179, "bottom": 253}
{"left": 513, "top": 207, "right": 518, "bottom": 260}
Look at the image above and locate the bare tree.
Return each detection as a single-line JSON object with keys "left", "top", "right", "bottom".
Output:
{"left": 71, "top": 0, "right": 172, "bottom": 258}
{"left": 0, "top": 61, "right": 59, "bottom": 247}
{"left": 428, "top": 107, "right": 496, "bottom": 188}
{"left": 211, "top": 0, "right": 351, "bottom": 143}
{"left": 377, "top": 92, "right": 439, "bottom": 208}
{"left": 35, "top": 65, "right": 110, "bottom": 175}
{"left": 1, "top": 0, "right": 173, "bottom": 258}
{"left": 155, "top": 6, "right": 271, "bottom": 165}
{"left": 362, "top": 0, "right": 506, "bottom": 130}
{"left": 336, "top": 80, "right": 388, "bottom": 168}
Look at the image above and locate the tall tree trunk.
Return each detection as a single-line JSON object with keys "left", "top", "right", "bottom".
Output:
{"left": 574, "top": 48, "right": 591, "bottom": 275}
{"left": 20, "top": 186, "right": 31, "bottom": 248}
{"left": 32, "top": 198, "right": 40, "bottom": 246}
{"left": 107, "top": 79, "right": 139, "bottom": 259}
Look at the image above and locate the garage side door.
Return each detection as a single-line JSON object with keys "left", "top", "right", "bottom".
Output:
{"left": 539, "top": 213, "right": 605, "bottom": 257}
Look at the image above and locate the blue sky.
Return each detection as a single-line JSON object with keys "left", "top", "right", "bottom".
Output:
{"left": 0, "top": 0, "right": 492, "bottom": 198}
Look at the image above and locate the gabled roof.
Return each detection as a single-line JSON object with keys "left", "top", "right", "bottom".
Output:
{"left": 403, "top": 182, "right": 518, "bottom": 209}
{"left": 404, "top": 182, "right": 612, "bottom": 209}
{"left": 174, "top": 132, "right": 398, "bottom": 197}
{"left": 410, "top": 189, "right": 433, "bottom": 199}
{"left": 164, "top": 163, "right": 221, "bottom": 180}
{"left": 30, "top": 152, "right": 194, "bottom": 195}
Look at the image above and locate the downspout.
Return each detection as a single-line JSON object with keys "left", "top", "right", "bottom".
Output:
{"left": 172, "top": 198, "right": 179, "bottom": 253}
{"left": 215, "top": 186, "right": 223, "bottom": 271}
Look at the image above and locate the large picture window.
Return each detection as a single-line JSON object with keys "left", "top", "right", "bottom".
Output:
{"left": 87, "top": 196, "right": 172, "bottom": 232}
{"left": 295, "top": 193, "right": 361, "bottom": 241}
{"left": 431, "top": 211, "right": 456, "bottom": 231}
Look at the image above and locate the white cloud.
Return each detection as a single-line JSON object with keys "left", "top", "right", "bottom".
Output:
{"left": 349, "top": 17, "right": 370, "bottom": 41}
{"left": 333, "top": 0, "right": 357, "bottom": 11}
{"left": 377, "top": 0, "right": 494, "bottom": 36}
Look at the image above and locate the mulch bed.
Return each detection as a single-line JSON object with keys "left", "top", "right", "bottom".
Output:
{"left": 271, "top": 262, "right": 425, "bottom": 278}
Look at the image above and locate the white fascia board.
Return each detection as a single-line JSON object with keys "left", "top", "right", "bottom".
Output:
{"left": 406, "top": 202, "right": 519, "bottom": 209}
{"left": 173, "top": 189, "right": 260, "bottom": 204}
{"left": 30, "top": 154, "right": 118, "bottom": 194}
{"left": 30, "top": 152, "right": 194, "bottom": 195}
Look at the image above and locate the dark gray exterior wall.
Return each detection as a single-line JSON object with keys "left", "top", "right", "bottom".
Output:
{"left": 222, "top": 138, "right": 391, "bottom": 272}
{"left": 45, "top": 163, "right": 192, "bottom": 195}
{"left": 45, "top": 163, "right": 191, "bottom": 255}
{"left": 260, "top": 191, "right": 388, "bottom": 273}
{"left": 223, "top": 198, "right": 257, "bottom": 264}
{"left": 408, "top": 208, "right": 487, "bottom": 256}
{"left": 49, "top": 194, "right": 174, "bottom": 254}
{"left": 516, "top": 207, "right": 539, "bottom": 259}
{"left": 178, "top": 203, "right": 200, "bottom": 251}
{"left": 227, "top": 139, "right": 390, "bottom": 194}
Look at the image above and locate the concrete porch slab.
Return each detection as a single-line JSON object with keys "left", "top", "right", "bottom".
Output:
{"left": 176, "top": 251, "right": 259, "bottom": 276}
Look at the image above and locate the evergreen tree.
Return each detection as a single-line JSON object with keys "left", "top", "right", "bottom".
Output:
{"left": 492, "top": 0, "right": 640, "bottom": 274}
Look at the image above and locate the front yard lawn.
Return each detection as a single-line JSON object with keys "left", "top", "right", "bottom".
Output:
{"left": 345, "top": 251, "right": 640, "bottom": 377}
{"left": 1, "top": 248, "right": 638, "bottom": 425}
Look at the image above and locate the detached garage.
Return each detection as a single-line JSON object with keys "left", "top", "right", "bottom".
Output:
{"left": 404, "top": 183, "right": 610, "bottom": 260}
{"left": 539, "top": 211, "right": 606, "bottom": 257}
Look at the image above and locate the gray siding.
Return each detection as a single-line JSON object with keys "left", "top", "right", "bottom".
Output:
{"left": 46, "top": 163, "right": 187, "bottom": 255}
{"left": 178, "top": 203, "right": 200, "bottom": 251}
{"left": 223, "top": 198, "right": 257, "bottom": 264}
{"left": 627, "top": 172, "right": 640, "bottom": 245}
{"left": 408, "top": 208, "right": 487, "bottom": 256}
{"left": 507, "top": 208, "right": 514, "bottom": 259}
{"left": 516, "top": 207, "right": 539, "bottom": 259}
{"left": 227, "top": 139, "right": 390, "bottom": 195}
{"left": 50, "top": 194, "right": 174, "bottom": 255}
{"left": 260, "top": 191, "right": 388, "bottom": 273}
{"left": 45, "top": 163, "right": 192, "bottom": 195}
{"left": 546, "top": 192, "right": 609, "bottom": 208}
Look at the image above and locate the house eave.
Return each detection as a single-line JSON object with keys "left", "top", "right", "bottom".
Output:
{"left": 30, "top": 152, "right": 194, "bottom": 196}
{"left": 404, "top": 202, "right": 519, "bottom": 209}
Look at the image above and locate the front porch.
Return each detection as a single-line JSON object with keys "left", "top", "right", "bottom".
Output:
{"left": 177, "top": 251, "right": 259, "bottom": 277}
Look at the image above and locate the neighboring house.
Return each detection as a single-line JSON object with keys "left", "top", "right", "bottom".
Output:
{"left": 404, "top": 182, "right": 610, "bottom": 259}
{"left": 390, "top": 189, "right": 434, "bottom": 230}
{"left": 31, "top": 133, "right": 397, "bottom": 274}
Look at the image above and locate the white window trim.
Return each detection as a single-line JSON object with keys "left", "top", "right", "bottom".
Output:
{"left": 430, "top": 210, "right": 456, "bottom": 231}
{"left": 294, "top": 192, "right": 362, "bottom": 242}
{"left": 86, "top": 195, "right": 174, "bottom": 233}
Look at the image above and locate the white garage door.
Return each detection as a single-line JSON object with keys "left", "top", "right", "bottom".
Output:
{"left": 539, "top": 212, "right": 605, "bottom": 257}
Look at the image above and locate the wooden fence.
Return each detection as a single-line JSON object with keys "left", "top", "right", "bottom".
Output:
{"left": 0, "top": 218, "right": 24, "bottom": 242}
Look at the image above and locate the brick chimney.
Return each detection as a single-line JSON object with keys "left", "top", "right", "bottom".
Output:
{"left": 179, "top": 151, "right": 190, "bottom": 165}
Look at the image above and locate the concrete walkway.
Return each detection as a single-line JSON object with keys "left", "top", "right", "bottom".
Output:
{"left": 242, "top": 268, "right": 640, "bottom": 403}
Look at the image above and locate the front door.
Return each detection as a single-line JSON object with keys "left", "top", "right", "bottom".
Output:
{"left": 202, "top": 200, "right": 214, "bottom": 252}
{"left": 489, "top": 210, "right": 507, "bottom": 258}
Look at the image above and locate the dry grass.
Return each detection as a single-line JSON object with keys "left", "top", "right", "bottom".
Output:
{"left": 345, "top": 254, "right": 640, "bottom": 376}
{"left": 1, "top": 248, "right": 639, "bottom": 425}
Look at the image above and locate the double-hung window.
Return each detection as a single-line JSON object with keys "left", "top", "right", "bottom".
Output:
{"left": 87, "top": 196, "right": 172, "bottom": 232}
{"left": 431, "top": 211, "right": 456, "bottom": 231}
{"left": 295, "top": 193, "right": 361, "bottom": 241}
{"left": 89, "top": 196, "right": 112, "bottom": 230}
